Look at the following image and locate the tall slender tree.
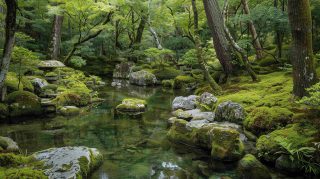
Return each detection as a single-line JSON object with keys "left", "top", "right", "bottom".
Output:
{"left": 202, "top": 0, "right": 233, "bottom": 82}
{"left": 0, "top": 0, "right": 17, "bottom": 101}
{"left": 47, "top": 15, "right": 64, "bottom": 60}
{"left": 288, "top": 0, "right": 318, "bottom": 97}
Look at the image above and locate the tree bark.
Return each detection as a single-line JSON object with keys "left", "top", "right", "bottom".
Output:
{"left": 223, "top": 0, "right": 258, "bottom": 81}
{"left": 47, "top": 15, "right": 64, "bottom": 60}
{"left": 288, "top": 0, "right": 318, "bottom": 97}
{"left": 241, "top": 0, "right": 263, "bottom": 60}
{"left": 0, "top": 0, "right": 17, "bottom": 101}
{"left": 148, "top": 0, "right": 163, "bottom": 49}
{"left": 202, "top": 0, "right": 233, "bottom": 82}
{"left": 192, "top": 0, "right": 221, "bottom": 92}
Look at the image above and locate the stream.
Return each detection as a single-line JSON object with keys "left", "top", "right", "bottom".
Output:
{"left": 0, "top": 80, "right": 299, "bottom": 179}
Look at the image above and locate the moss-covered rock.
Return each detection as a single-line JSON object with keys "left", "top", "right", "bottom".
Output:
{"left": 173, "top": 75, "right": 196, "bottom": 89}
{"left": 0, "top": 103, "right": 9, "bottom": 119}
{"left": 210, "top": 127, "right": 244, "bottom": 161}
{"left": 6, "top": 91, "right": 42, "bottom": 117}
{"left": 162, "top": 80, "right": 174, "bottom": 88}
{"left": 116, "top": 98, "right": 147, "bottom": 113}
{"left": 167, "top": 118, "right": 194, "bottom": 145}
{"left": 59, "top": 106, "right": 80, "bottom": 116}
{"left": 256, "top": 123, "right": 319, "bottom": 163}
{"left": 153, "top": 67, "right": 181, "bottom": 80}
{"left": 215, "top": 101, "right": 246, "bottom": 124}
{"left": 53, "top": 92, "right": 91, "bottom": 107}
{"left": 33, "top": 147, "right": 103, "bottom": 179}
{"left": 2, "top": 167, "right": 47, "bottom": 179}
{"left": 236, "top": 154, "right": 271, "bottom": 179}
{"left": 129, "top": 70, "right": 157, "bottom": 86}
{"left": 172, "top": 109, "right": 193, "bottom": 121}
{"left": 0, "top": 136, "right": 19, "bottom": 153}
{"left": 4, "top": 72, "right": 23, "bottom": 92}
{"left": 21, "top": 77, "right": 34, "bottom": 92}
{"left": 244, "top": 107, "right": 293, "bottom": 135}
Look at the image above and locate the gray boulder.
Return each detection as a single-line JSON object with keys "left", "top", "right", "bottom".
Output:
{"left": 129, "top": 70, "right": 157, "bottom": 86}
{"left": 34, "top": 146, "right": 103, "bottom": 179}
{"left": 199, "top": 92, "right": 218, "bottom": 106}
{"left": 172, "top": 95, "right": 198, "bottom": 110}
{"left": 215, "top": 101, "right": 245, "bottom": 124}
{"left": 185, "top": 109, "right": 215, "bottom": 122}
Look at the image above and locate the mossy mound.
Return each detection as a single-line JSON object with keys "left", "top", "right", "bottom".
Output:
{"left": 258, "top": 56, "right": 278, "bottom": 67}
{"left": 174, "top": 75, "right": 196, "bottom": 89}
{"left": 53, "top": 92, "right": 91, "bottom": 107}
{"left": 6, "top": 91, "right": 42, "bottom": 117}
{"left": 236, "top": 154, "right": 271, "bottom": 179}
{"left": 0, "top": 167, "right": 47, "bottom": 179}
{"left": 21, "top": 77, "right": 34, "bottom": 92}
{"left": 4, "top": 72, "right": 23, "bottom": 92}
{"left": 256, "top": 123, "right": 319, "bottom": 163}
{"left": 116, "top": 98, "right": 147, "bottom": 113}
{"left": 162, "top": 80, "right": 174, "bottom": 88}
{"left": 244, "top": 107, "right": 293, "bottom": 135}
{"left": 153, "top": 67, "right": 181, "bottom": 80}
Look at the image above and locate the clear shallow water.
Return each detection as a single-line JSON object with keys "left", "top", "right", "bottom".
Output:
{"left": 0, "top": 81, "right": 298, "bottom": 179}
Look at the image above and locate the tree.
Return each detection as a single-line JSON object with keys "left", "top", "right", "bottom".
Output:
{"left": 288, "top": 0, "right": 318, "bottom": 97}
{"left": 0, "top": 0, "right": 17, "bottom": 101}
{"left": 202, "top": 0, "right": 233, "bottom": 82}
{"left": 192, "top": 0, "right": 221, "bottom": 92}
{"left": 47, "top": 14, "right": 64, "bottom": 60}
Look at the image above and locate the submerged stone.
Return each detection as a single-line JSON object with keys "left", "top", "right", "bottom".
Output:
{"left": 33, "top": 146, "right": 103, "bottom": 179}
{"left": 59, "top": 106, "right": 80, "bottom": 116}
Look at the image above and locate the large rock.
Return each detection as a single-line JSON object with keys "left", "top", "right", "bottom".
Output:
{"left": 0, "top": 136, "right": 19, "bottom": 152}
{"left": 172, "top": 95, "right": 198, "bottom": 110}
{"left": 275, "top": 155, "right": 301, "bottom": 173}
{"left": 237, "top": 154, "right": 271, "bottom": 179}
{"left": 113, "top": 62, "right": 134, "bottom": 79}
{"left": 185, "top": 109, "right": 215, "bottom": 122}
{"left": 6, "top": 91, "right": 42, "bottom": 117}
{"left": 215, "top": 101, "right": 245, "bottom": 124}
{"left": 167, "top": 119, "right": 244, "bottom": 161}
{"left": 198, "top": 92, "right": 218, "bottom": 108}
{"left": 129, "top": 70, "right": 157, "bottom": 86}
{"left": 116, "top": 98, "right": 147, "bottom": 113}
{"left": 33, "top": 146, "right": 103, "bottom": 179}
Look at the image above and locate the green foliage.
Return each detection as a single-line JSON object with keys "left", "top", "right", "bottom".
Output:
{"left": 4, "top": 72, "right": 23, "bottom": 92}
{"left": 276, "top": 137, "right": 320, "bottom": 175}
{"left": 152, "top": 67, "right": 181, "bottom": 80}
{"left": 300, "top": 82, "right": 320, "bottom": 108}
{"left": 11, "top": 46, "right": 41, "bottom": 74}
{"left": 173, "top": 75, "right": 196, "bottom": 89}
{"left": 70, "top": 56, "right": 87, "bottom": 68}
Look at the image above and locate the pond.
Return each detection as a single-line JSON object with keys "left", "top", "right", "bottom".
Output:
{"left": 0, "top": 80, "right": 299, "bottom": 179}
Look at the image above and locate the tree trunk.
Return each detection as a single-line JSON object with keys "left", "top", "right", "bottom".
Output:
{"left": 135, "top": 14, "right": 147, "bottom": 44}
{"left": 148, "top": 0, "right": 163, "bottom": 49}
{"left": 47, "top": 15, "right": 64, "bottom": 60}
{"left": 0, "top": 0, "right": 17, "bottom": 101}
{"left": 241, "top": 0, "right": 263, "bottom": 60}
{"left": 202, "top": 0, "right": 233, "bottom": 82}
{"left": 288, "top": 0, "right": 318, "bottom": 97}
{"left": 192, "top": 0, "right": 222, "bottom": 92}
{"left": 223, "top": 0, "right": 258, "bottom": 81}
{"left": 274, "top": 0, "right": 283, "bottom": 59}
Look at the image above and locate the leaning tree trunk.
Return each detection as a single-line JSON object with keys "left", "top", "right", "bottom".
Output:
{"left": 203, "top": 0, "right": 233, "bottom": 82}
{"left": 241, "top": 0, "right": 263, "bottom": 60}
{"left": 0, "top": 0, "right": 17, "bottom": 101}
{"left": 223, "top": 0, "right": 258, "bottom": 81}
{"left": 288, "top": 0, "right": 318, "bottom": 97}
{"left": 47, "top": 15, "right": 64, "bottom": 60}
{"left": 192, "top": 0, "right": 221, "bottom": 92}
{"left": 148, "top": 0, "right": 163, "bottom": 49}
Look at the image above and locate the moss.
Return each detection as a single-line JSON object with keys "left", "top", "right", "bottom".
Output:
{"left": 162, "top": 80, "right": 174, "bottom": 88}
{"left": 237, "top": 154, "right": 271, "bottom": 179}
{"left": 116, "top": 98, "right": 147, "bottom": 112}
{"left": 6, "top": 91, "right": 42, "bottom": 117}
{"left": 174, "top": 75, "right": 196, "bottom": 89}
{"left": 42, "top": 84, "right": 58, "bottom": 91}
{"left": 0, "top": 153, "right": 31, "bottom": 167}
{"left": 244, "top": 107, "right": 293, "bottom": 135}
{"left": 0, "top": 138, "right": 8, "bottom": 150}
{"left": 153, "top": 67, "right": 181, "bottom": 80}
{"left": 45, "top": 72, "right": 58, "bottom": 77}
{"left": 53, "top": 92, "right": 91, "bottom": 107}
{"left": 0, "top": 103, "right": 9, "bottom": 119}
{"left": 195, "top": 84, "right": 215, "bottom": 96}
{"left": 78, "top": 156, "right": 89, "bottom": 177}
{"left": 167, "top": 119, "right": 194, "bottom": 145}
{"left": 258, "top": 56, "right": 277, "bottom": 67}
{"left": 256, "top": 123, "right": 319, "bottom": 163}
{"left": 21, "top": 77, "right": 34, "bottom": 92}
{"left": 3, "top": 167, "right": 47, "bottom": 179}
{"left": 4, "top": 72, "right": 23, "bottom": 92}
{"left": 210, "top": 127, "right": 244, "bottom": 161}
